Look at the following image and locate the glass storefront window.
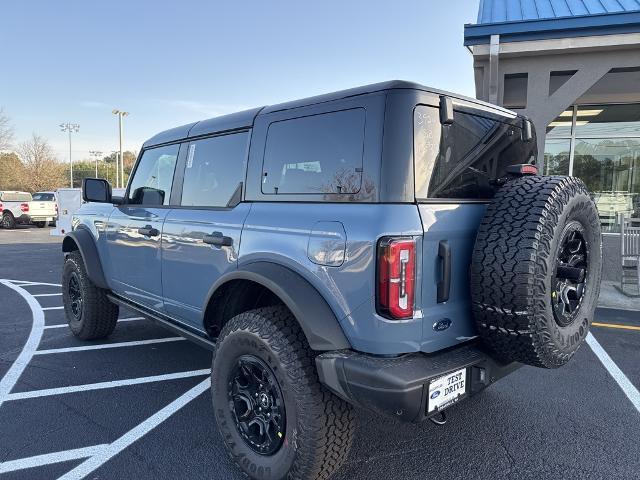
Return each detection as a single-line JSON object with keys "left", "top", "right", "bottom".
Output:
{"left": 546, "top": 109, "right": 574, "bottom": 137}
{"left": 544, "top": 138, "right": 571, "bottom": 175}
{"left": 543, "top": 103, "right": 640, "bottom": 232}
{"left": 575, "top": 104, "right": 640, "bottom": 138}
{"left": 573, "top": 139, "right": 640, "bottom": 232}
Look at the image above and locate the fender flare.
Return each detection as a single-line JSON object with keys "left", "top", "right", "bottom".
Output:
{"left": 62, "top": 229, "right": 109, "bottom": 289}
{"left": 205, "top": 262, "right": 351, "bottom": 351}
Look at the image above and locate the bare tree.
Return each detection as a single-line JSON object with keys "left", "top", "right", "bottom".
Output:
{"left": 17, "top": 134, "right": 67, "bottom": 191}
{"left": 0, "top": 108, "right": 14, "bottom": 152}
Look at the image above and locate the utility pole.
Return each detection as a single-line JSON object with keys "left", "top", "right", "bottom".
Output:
{"left": 112, "top": 110, "right": 129, "bottom": 188}
{"left": 89, "top": 150, "right": 103, "bottom": 178}
{"left": 60, "top": 123, "right": 80, "bottom": 187}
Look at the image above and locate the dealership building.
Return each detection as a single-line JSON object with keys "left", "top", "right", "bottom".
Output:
{"left": 465, "top": 0, "right": 640, "bottom": 233}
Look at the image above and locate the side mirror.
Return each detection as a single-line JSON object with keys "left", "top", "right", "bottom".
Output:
{"left": 83, "top": 178, "right": 112, "bottom": 203}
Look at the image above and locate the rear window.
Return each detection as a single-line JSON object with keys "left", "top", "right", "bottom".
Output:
{"left": 414, "top": 105, "right": 537, "bottom": 200}
{"left": 32, "top": 193, "right": 55, "bottom": 201}
{"left": 0, "top": 192, "right": 32, "bottom": 202}
{"left": 261, "top": 109, "right": 365, "bottom": 195}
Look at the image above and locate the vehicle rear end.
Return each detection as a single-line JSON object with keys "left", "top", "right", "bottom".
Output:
{"left": 0, "top": 191, "right": 33, "bottom": 228}
{"left": 29, "top": 192, "right": 58, "bottom": 226}
{"left": 317, "top": 88, "right": 539, "bottom": 421}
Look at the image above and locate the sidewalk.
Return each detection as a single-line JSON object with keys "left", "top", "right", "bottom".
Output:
{"left": 598, "top": 281, "right": 640, "bottom": 311}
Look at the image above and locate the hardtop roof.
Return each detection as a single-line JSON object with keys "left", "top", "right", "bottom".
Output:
{"left": 143, "top": 80, "right": 517, "bottom": 148}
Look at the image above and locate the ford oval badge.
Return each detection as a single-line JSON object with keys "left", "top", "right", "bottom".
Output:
{"left": 433, "top": 318, "right": 452, "bottom": 332}
{"left": 430, "top": 390, "right": 441, "bottom": 399}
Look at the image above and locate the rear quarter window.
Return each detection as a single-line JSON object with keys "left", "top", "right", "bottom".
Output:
{"left": 261, "top": 109, "right": 366, "bottom": 195}
{"left": 414, "top": 105, "right": 536, "bottom": 200}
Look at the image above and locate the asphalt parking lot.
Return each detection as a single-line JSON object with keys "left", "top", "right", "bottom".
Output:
{"left": 1, "top": 225, "right": 639, "bottom": 480}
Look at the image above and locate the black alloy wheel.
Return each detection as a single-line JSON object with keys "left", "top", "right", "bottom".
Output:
{"left": 68, "top": 271, "right": 84, "bottom": 321}
{"left": 228, "top": 355, "right": 286, "bottom": 456}
{"left": 552, "top": 222, "right": 588, "bottom": 327}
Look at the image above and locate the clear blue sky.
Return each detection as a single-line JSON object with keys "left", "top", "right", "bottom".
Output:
{"left": 1, "top": 0, "right": 479, "bottom": 161}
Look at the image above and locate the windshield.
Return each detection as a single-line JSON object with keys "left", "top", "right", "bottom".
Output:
{"left": 32, "top": 193, "right": 55, "bottom": 201}
{"left": 414, "top": 105, "right": 537, "bottom": 200}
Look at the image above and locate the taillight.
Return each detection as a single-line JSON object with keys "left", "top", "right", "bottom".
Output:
{"left": 377, "top": 237, "right": 416, "bottom": 319}
{"left": 0, "top": 202, "right": 3, "bottom": 213}
{"left": 21, "top": 203, "right": 29, "bottom": 213}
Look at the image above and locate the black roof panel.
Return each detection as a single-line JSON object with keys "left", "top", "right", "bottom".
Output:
{"left": 143, "top": 81, "right": 516, "bottom": 148}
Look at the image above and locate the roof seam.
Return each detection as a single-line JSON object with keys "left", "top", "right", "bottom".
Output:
{"left": 565, "top": 0, "right": 573, "bottom": 16}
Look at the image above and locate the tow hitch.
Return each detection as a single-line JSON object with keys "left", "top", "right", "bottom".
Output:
{"left": 429, "top": 411, "right": 447, "bottom": 426}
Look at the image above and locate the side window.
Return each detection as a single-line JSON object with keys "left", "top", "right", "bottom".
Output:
{"left": 261, "top": 109, "right": 365, "bottom": 195}
{"left": 127, "top": 144, "right": 179, "bottom": 206}
{"left": 414, "top": 105, "right": 536, "bottom": 200}
{"left": 180, "top": 132, "right": 249, "bottom": 207}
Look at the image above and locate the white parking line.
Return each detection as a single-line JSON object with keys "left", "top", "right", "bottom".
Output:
{"left": 0, "top": 444, "right": 109, "bottom": 474}
{"left": 5, "top": 369, "right": 211, "bottom": 401}
{"left": 0, "top": 280, "right": 45, "bottom": 409}
{"left": 42, "top": 306, "right": 64, "bottom": 311}
{"left": 58, "top": 378, "right": 211, "bottom": 480}
{"left": 43, "top": 317, "right": 145, "bottom": 329}
{"left": 34, "top": 337, "right": 185, "bottom": 355}
{"left": 587, "top": 333, "right": 640, "bottom": 413}
{"left": 32, "top": 293, "right": 62, "bottom": 297}
{"left": 6, "top": 280, "right": 62, "bottom": 287}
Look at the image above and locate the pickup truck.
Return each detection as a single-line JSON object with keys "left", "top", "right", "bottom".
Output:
{"left": 29, "top": 191, "right": 57, "bottom": 227}
{"left": 0, "top": 191, "right": 32, "bottom": 229}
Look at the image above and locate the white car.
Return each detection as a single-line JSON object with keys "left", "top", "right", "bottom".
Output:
{"left": 0, "top": 191, "right": 33, "bottom": 229}
{"left": 29, "top": 191, "right": 58, "bottom": 227}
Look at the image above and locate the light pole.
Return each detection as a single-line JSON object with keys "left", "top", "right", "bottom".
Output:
{"left": 60, "top": 123, "right": 80, "bottom": 187}
{"left": 89, "top": 150, "right": 103, "bottom": 178}
{"left": 112, "top": 110, "right": 129, "bottom": 188}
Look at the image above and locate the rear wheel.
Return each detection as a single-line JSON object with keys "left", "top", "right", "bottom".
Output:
{"left": 1, "top": 212, "right": 16, "bottom": 229}
{"left": 471, "top": 176, "right": 602, "bottom": 368}
{"left": 62, "top": 251, "right": 119, "bottom": 340}
{"left": 211, "top": 306, "right": 355, "bottom": 480}
{"left": 34, "top": 221, "right": 47, "bottom": 228}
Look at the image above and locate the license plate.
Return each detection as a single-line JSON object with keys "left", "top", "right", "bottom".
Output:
{"left": 427, "top": 368, "right": 467, "bottom": 413}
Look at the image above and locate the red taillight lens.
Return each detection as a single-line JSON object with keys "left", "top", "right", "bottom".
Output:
{"left": 21, "top": 202, "right": 29, "bottom": 212}
{"left": 0, "top": 203, "right": 3, "bottom": 213}
{"left": 377, "top": 237, "right": 416, "bottom": 319}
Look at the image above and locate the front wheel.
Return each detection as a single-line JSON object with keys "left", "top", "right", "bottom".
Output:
{"left": 211, "top": 306, "right": 355, "bottom": 480}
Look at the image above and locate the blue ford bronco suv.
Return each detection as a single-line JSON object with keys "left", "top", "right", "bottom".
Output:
{"left": 62, "top": 81, "right": 602, "bottom": 480}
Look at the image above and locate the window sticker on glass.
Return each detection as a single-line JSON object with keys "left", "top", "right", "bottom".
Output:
{"left": 187, "top": 144, "right": 196, "bottom": 169}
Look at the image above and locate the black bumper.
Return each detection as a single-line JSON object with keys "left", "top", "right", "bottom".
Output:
{"left": 316, "top": 343, "right": 520, "bottom": 422}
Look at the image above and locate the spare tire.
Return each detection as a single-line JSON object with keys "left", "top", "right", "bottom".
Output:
{"left": 470, "top": 176, "right": 602, "bottom": 369}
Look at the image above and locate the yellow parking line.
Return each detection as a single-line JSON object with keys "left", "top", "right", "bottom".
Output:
{"left": 592, "top": 322, "right": 640, "bottom": 332}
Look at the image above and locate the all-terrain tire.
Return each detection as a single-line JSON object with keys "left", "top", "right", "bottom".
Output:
{"left": 62, "top": 251, "right": 119, "bottom": 340}
{"left": 211, "top": 306, "right": 355, "bottom": 480}
{"left": 470, "top": 176, "right": 602, "bottom": 369}
{"left": 1, "top": 212, "right": 16, "bottom": 229}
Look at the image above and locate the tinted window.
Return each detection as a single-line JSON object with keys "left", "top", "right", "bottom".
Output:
{"left": 180, "top": 132, "right": 248, "bottom": 207}
{"left": 261, "top": 109, "right": 365, "bottom": 195}
{"left": 127, "top": 144, "right": 179, "bottom": 206}
{"left": 32, "top": 193, "right": 55, "bottom": 201}
{"left": 414, "top": 105, "right": 537, "bottom": 200}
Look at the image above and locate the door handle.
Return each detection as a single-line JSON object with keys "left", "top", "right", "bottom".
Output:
{"left": 137, "top": 225, "right": 159, "bottom": 237}
{"left": 203, "top": 231, "right": 233, "bottom": 247}
{"left": 437, "top": 240, "right": 451, "bottom": 303}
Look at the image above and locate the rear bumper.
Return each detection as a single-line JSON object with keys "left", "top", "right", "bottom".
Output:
{"left": 316, "top": 343, "right": 520, "bottom": 422}
{"left": 30, "top": 215, "right": 56, "bottom": 222}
